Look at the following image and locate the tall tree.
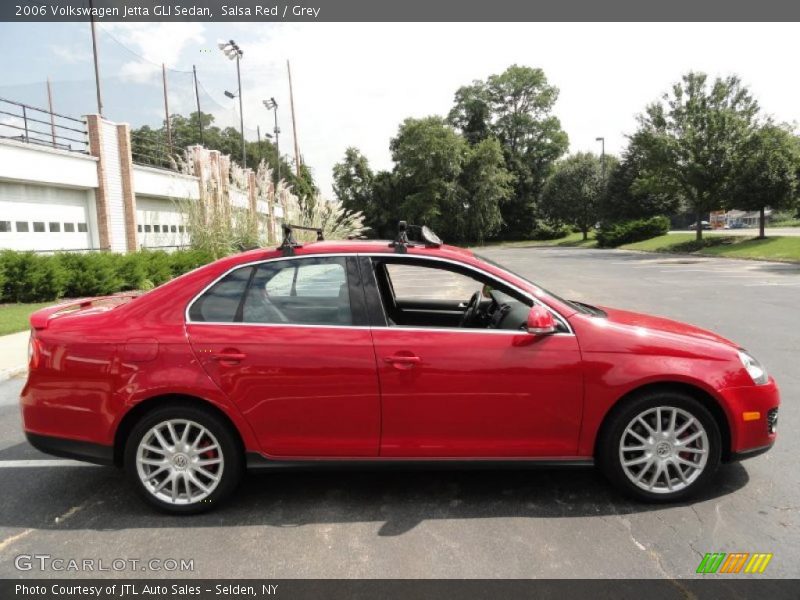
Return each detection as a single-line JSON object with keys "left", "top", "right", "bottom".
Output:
{"left": 728, "top": 123, "right": 800, "bottom": 238}
{"left": 539, "top": 152, "right": 609, "bottom": 240}
{"left": 389, "top": 117, "right": 467, "bottom": 240}
{"left": 449, "top": 65, "right": 569, "bottom": 239}
{"left": 332, "top": 147, "right": 375, "bottom": 217}
{"left": 458, "top": 138, "right": 514, "bottom": 243}
{"left": 631, "top": 72, "right": 760, "bottom": 240}
{"left": 600, "top": 144, "right": 679, "bottom": 222}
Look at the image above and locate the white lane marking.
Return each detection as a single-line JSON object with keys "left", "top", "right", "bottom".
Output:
{"left": 0, "top": 459, "right": 99, "bottom": 468}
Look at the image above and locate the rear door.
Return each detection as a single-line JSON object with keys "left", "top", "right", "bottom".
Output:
{"left": 186, "top": 255, "right": 381, "bottom": 457}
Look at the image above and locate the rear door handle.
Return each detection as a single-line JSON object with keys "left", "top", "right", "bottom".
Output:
{"left": 212, "top": 352, "right": 247, "bottom": 362}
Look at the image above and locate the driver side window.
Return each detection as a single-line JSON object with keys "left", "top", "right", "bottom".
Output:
{"left": 374, "top": 259, "right": 530, "bottom": 331}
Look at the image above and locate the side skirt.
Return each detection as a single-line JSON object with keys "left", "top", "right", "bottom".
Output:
{"left": 246, "top": 453, "right": 594, "bottom": 471}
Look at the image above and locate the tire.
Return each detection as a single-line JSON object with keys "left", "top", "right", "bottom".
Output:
{"left": 123, "top": 402, "right": 243, "bottom": 514}
{"left": 598, "top": 390, "right": 722, "bottom": 502}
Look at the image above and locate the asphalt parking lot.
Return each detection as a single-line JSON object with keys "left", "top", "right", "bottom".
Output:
{"left": 0, "top": 246, "right": 797, "bottom": 579}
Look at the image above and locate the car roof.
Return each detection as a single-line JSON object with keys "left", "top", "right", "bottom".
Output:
{"left": 233, "top": 239, "right": 475, "bottom": 262}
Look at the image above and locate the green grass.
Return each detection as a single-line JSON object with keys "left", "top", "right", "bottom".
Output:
{"left": 481, "top": 231, "right": 597, "bottom": 249}
{"left": 621, "top": 233, "right": 800, "bottom": 262}
{"left": 0, "top": 302, "right": 54, "bottom": 336}
{"left": 769, "top": 218, "right": 800, "bottom": 228}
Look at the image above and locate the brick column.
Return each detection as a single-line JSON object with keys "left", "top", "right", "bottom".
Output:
{"left": 116, "top": 124, "right": 138, "bottom": 252}
{"left": 85, "top": 114, "right": 111, "bottom": 250}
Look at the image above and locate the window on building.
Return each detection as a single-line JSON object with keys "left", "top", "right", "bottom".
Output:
{"left": 16, "top": 221, "right": 29, "bottom": 232}
{"left": 153, "top": 225, "right": 161, "bottom": 233}
{"left": 77, "top": 223, "right": 88, "bottom": 232}
{"left": 179, "top": 225, "right": 185, "bottom": 233}
{"left": 170, "top": 225, "right": 177, "bottom": 233}
{"left": 63, "top": 223, "right": 75, "bottom": 233}
{"left": 33, "top": 222, "right": 45, "bottom": 232}
{"left": 0, "top": 221, "right": 10, "bottom": 232}
{"left": 49, "top": 222, "right": 61, "bottom": 232}
{"left": 137, "top": 225, "right": 142, "bottom": 233}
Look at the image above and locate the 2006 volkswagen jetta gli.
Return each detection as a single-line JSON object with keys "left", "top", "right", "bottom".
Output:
{"left": 20, "top": 225, "right": 779, "bottom": 513}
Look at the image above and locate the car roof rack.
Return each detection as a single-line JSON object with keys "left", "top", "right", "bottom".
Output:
{"left": 279, "top": 223, "right": 324, "bottom": 256}
{"left": 389, "top": 221, "right": 442, "bottom": 254}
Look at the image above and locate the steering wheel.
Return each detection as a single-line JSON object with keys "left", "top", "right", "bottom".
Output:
{"left": 459, "top": 291, "right": 482, "bottom": 328}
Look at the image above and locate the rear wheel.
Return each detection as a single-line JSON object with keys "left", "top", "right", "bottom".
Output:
{"left": 124, "top": 404, "right": 243, "bottom": 514}
{"left": 599, "top": 391, "right": 721, "bottom": 502}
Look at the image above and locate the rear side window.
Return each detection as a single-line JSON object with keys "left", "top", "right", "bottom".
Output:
{"left": 243, "top": 257, "right": 351, "bottom": 325}
{"left": 188, "top": 267, "right": 253, "bottom": 322}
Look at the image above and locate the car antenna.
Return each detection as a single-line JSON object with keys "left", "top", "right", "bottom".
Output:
{"left": 279, "top": 223, "right": 324, "bottom": 256}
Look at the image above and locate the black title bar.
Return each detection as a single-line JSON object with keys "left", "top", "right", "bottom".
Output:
{"left": 4, "top": 0, "right": 800, "bottom": 22}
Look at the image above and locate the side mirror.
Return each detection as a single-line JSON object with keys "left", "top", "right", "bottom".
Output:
{"left": 527, "top": 305, "right": 557, "bottom": 335}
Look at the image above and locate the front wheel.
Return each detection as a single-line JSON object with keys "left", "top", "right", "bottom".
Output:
{"left": 124, "top": 404, "right": 243, "bottom": 514}
{"left": 599, "top": 391, "right": 722, "bottom": 502}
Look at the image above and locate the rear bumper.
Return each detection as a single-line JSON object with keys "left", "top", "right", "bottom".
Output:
{"left": 25, "top": 432, "right": 114, "bottom": 466}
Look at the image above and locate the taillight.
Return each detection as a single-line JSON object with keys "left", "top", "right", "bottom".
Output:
{"left": 28, "top": 331, "right": 41, "bottom": 369}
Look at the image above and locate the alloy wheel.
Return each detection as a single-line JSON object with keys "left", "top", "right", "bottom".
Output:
{"left": 135, "top": 419, "right": 225, "bottom": 505}
{"left": 618, "top": 406, "right": 709, "bottom": 494}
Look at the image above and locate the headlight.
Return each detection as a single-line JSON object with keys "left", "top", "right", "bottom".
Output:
{"left": 738, "top": 350, "right": 768, "bottom": 385}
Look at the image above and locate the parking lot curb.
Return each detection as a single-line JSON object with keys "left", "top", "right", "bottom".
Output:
{"left": 0, "top": 364, "right": 26, "bottom": 383}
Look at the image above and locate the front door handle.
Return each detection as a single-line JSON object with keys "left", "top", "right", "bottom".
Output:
{"left": 384, "top": 355, "right": 421, "bottom": 369}
{"left": 212, "top": 351, "right": 247, "bottom": 363}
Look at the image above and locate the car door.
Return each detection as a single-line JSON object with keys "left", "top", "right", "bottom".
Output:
{"left": 364, "top": 256, "right": 584, "bottom": 458}
{"left": 186, "top": 255, "right": 381, "bottom": 457}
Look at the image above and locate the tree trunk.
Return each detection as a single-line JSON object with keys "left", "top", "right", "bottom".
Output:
{"left": 582, "top": 228, "right": 588, "bottom": 241}
{"left": 696, "top": 211, "right": 702, "bottom": 241}
{"left": 759, "top": 206, "right": 766, "bottom": 239}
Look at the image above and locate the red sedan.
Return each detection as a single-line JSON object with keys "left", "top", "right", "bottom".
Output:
{"left": 20, "top": 225, "right": 779, "bottom": 513}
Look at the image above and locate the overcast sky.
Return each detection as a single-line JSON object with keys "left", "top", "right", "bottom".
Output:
{"left": 1, "top": 22, "right": 798, "bottom": 196}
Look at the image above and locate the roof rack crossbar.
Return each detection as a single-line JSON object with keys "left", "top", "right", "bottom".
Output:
{"left": 279, "top": 223, "right": 324, "bottom": 256}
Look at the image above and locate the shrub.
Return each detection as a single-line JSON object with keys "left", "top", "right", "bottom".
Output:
{"left": 530, "top": 223, "right": 569, "bottom": 240}
{"left": 57, "top": 252, "right": 122, "bottom": 297}
{"left": 596, "top": 216, "right": 670, "bottom": 248}
{"left": 140, "top": 250, "right": 173, "bottom": 286}
{"left": 0, "top": 250, "right": 68, "bottom": 302}
{"left": 114, "top": 253, "right": 150, "bottom": 291}
{"left": 169, "top": 249, "right": 215, "bottom": 277}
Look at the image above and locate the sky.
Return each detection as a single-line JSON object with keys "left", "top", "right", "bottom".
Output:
{"left": 1, "top": 22, "right": 799, "bottom": 196}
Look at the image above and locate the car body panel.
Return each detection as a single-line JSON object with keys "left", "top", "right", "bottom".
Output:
{"left": 20, "top": 239, "right": 779, "bottom": 468}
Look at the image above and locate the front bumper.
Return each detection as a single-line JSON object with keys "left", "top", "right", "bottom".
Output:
{"left": 719, "top": 377, "right": 780, "bottom": 457}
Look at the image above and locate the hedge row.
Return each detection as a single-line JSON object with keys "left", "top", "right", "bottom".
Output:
{"left": 596, "top": 216, "right": 670, "bottom": 248}
{"left": 0, "top": 249, "right": 215, "bottom": 303}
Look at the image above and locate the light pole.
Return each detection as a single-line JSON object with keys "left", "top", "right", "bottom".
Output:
{"left": 263, "top": 98, "right": 280, "bottom": 185}
{"left": 219, "top": 39, "right": 245, "bottom": 166}
{"left": 595, "top": 136, "right": 606, "bottom": 182}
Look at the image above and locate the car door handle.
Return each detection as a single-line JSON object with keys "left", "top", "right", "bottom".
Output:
{"left": 384, "top": 355, "right": 421, "bottom": 367}
{"left": 212, "top": 352, "right": 247, "bottom": 362}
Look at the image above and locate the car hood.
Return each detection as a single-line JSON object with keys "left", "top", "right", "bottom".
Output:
{"left": 597, "top": 306, "right": 739, "bottom": 349}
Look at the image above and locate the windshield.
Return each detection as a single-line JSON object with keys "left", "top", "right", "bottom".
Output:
{"left": 474, "top": 253, "right": 594, "bottom": 315}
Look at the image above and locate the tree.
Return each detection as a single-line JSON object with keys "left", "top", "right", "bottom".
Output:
{"left": 332, "top": 147, "right": 375, "bottom": 217}
{"left": 539, "top": 153, "right": 608, "bottom": 240}
{"left": 389, "top": 117, "right": 468, "bottom": 241}
{"left": 449, "top": 65, "right": 569, "bottom": 239}
{"left": 458, "top": 138, "right": 514, "bottom": 243}
{"left": 601, "top": 144, "right": 679, "bottom": 222}
{"left": 630, "top": 72, "right": 760, "bottom": 240}
{"left": 728, "top": 123, "right": 800, "bottom": 238}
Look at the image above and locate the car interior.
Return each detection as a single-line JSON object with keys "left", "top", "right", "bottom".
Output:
{"left": 370, "top": 257, "right": 540, "bottom": 331}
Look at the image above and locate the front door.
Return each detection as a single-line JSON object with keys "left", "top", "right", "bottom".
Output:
{"left": 186, "top": 256, "right": 381, "bottom": 457}
{"left": 367, "top": 257, "right": 584, "bottom": 457}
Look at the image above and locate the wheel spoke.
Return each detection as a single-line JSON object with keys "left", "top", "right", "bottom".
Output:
{"left": 667, "top": 409, "right": 677, "bottom": 435}
{"left": 637, "top": 416, "right": 655, "bottom": 435}
{"left": 166, "top": 422, "right": 180, "bottom": 446}
{"left": 142, "top": 444, "right": 166, "bottom": 455}
{"left": 153, "top": 428, "right": 172, "bottom": 452}
{"left": 144, "top": 465, "right": 169, "bottom": 481}
{"left": 674, "top": 461, "right": 688, "bottom": 484}
{"left": 675, "top": 417, "right": 695, "bottom": 436}
{"left": 679, "top": 430, "right": 703, "bottom": 445}
{"left": 191, "top": 427, "right": 207, "bottom": 451}
{"left": 648, "top": 463, "right": 663, "bottom": 490}
{"left": 196, "top": 466, "right": 220, "bottom": 482}
{"left": 678, "top": 446, "right": 706, "bottom": 454}
{"left": 195, "top": 457, "right": 222, "bottom": 467}
{"left": 624, "top": 455, "right": 651, "bottom": 467}
{"left": 635, "top": 459, "right": 654, "bottom": 482}
{"left": 655, "top": 408, "right": 662, "bottom": 433}
{"left": 180, "top": 422, "right": 191, "bottom": 444}
{"left": 626, "top": 430, "right": 649, "bottom": 444}
{"left": 140, "top": 457, "right": 167, "bottom": 466}
{"left": 622, "top": 445, "right": 647, "bottom": 452}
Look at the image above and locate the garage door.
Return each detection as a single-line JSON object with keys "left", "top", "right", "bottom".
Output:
{"left": 0, "top": 182, "right": 93, "bottom": 251}
{"left": 136, "top": 196, "right": 190, "bottom": 250}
